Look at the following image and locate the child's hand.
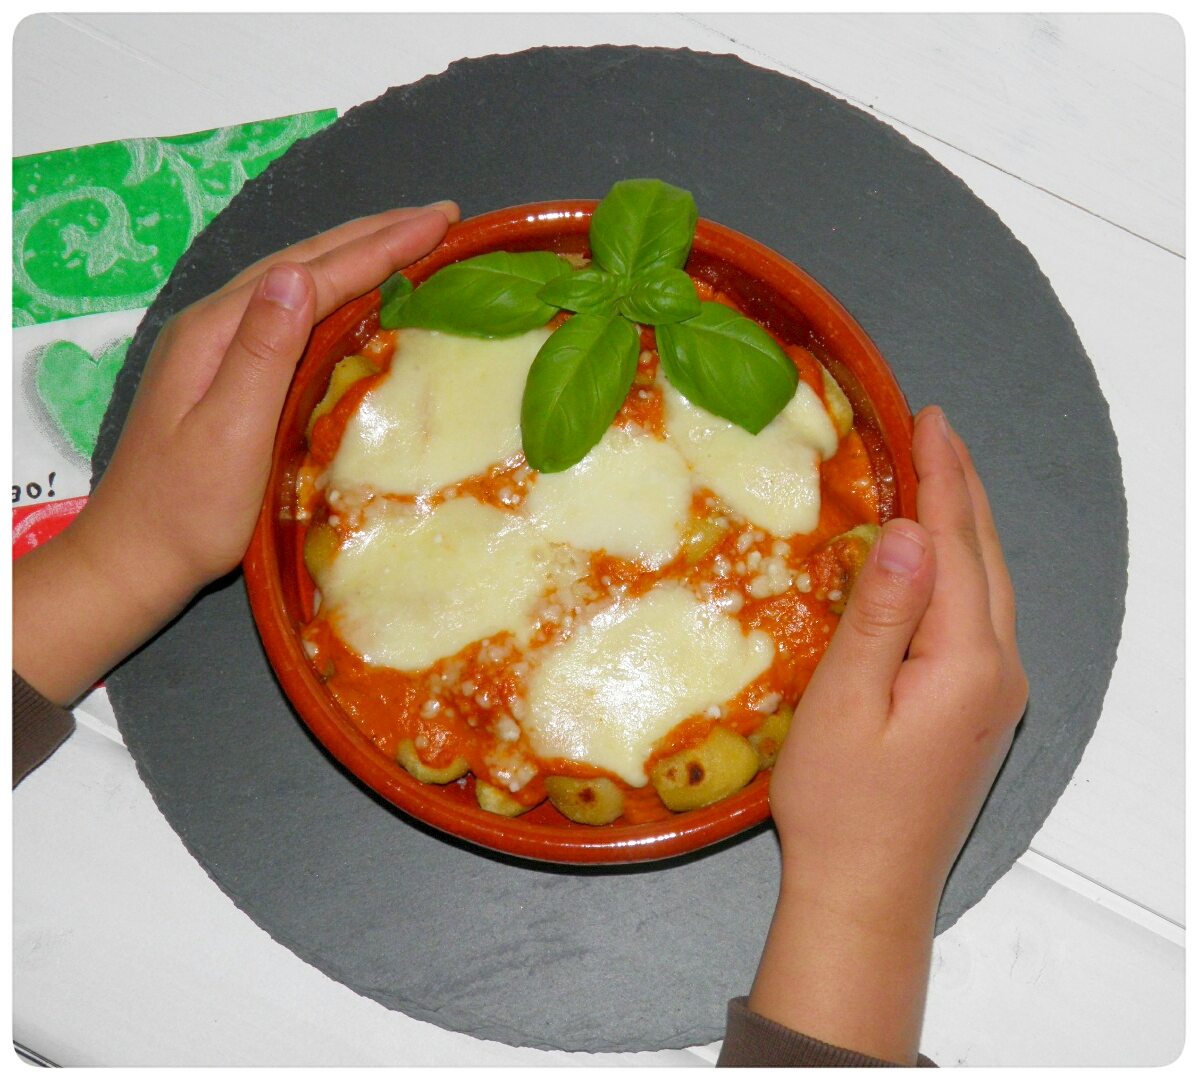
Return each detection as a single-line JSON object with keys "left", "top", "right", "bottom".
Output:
{"left": 772, "top": 404, "right": 1028, "bottom": 922}
{"left": 13, "top": 203, "right": 457, "bottom": 705}
{"left": 89, "top": 202, "right": 457, "bottom": 589}
{"left": 747, "top": 405, "right": 1028, "bottom": 1064}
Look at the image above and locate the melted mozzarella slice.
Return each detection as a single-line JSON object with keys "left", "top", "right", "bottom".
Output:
{"left": 524, "top": 583, "right": 774, "bottom": 786}
{"left": 523, "top": 427, "right": 692, "bottom": 568}
{"left": 328, "top": 327, "right": 550, "bottom": 497}
{"left": 320, "top": 496, "right": 579, "bottom": 671}
{"left": 662, "top": 378, "right": 840, "bottom": 536}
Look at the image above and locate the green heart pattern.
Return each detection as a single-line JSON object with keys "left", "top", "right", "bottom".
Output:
{"left": 35, "top": 337, "right": 131, "bottom": 459}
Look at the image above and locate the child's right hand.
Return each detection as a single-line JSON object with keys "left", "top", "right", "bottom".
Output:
{"left": 771, "top": 404, "right": 1028, "bottom": 926}
{"left": 746, "top": 405, "right": 1028, "bottom": 1063}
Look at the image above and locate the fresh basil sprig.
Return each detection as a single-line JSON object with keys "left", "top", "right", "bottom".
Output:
{"left": 657, "top": 302, "right": 798, "bottom": 434}
{"left": 538, "top": 267, "right": 624, "bottom": 316}
{"left": 385, "top": 250, "right": 572, "bottom": 337}
{"left": 589, "top": 178, "right": 698, "bottom": 279}
{"left": 618, "top": 266, "right": 700, "bottom": 326}
{"left": 375, "top": 178, "right": 799, "bottom": 472}
{"left": 520, "top": 314, "right": 640, "bottom": 473}
{"left": 378, "top": 270, "right": 413, "bottom": 327}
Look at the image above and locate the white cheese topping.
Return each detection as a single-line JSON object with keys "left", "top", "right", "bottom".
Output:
{"left": 523, "top": 426, "right": 692, "bottom": 568}
{"left": 319, "top": 496, "right": 580, "bottom": 672}
{"left": 327, "top": 327, "right": 550, "bottom": 497}
{"left": 316, "top": 328, "right": 846, "bottom": 782}
{"left": 661, "top": 377, "right": 840, "bottom": 537}
{"left": 523, "top": 583, "right": 774, "bottom": 786}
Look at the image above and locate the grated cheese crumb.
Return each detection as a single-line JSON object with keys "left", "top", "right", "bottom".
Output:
{"left": 754, "top": 692, "right": 783, "bottom": 714}
{"left": 717, "top": 590, "right": 745, "bottom": 614}
{"left": 494, "top": 714, "right": 521, "bottom": 742}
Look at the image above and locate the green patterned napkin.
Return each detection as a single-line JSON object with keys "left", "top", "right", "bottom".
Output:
{"left": 13, "top": 109, "right": 337, "bottom": 465}
{"left": 13, "top": 109, "right": 336, "bottom": 327}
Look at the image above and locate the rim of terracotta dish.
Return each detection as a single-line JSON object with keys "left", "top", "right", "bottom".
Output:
{"left": 244, "top": 200, "right": 915, "bottom": 865}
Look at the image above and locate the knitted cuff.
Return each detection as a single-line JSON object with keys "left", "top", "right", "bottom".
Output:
{"left": 717, "top": 997, "right": 936, "bottom": 1067}
{"left": 12, "top": 670, "right": 76, "bottom": 787}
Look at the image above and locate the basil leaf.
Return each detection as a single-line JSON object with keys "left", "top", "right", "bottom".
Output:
{"left": 589, "top": 179, "right": 698, "bottom": 279}
{"left": 538, "top": 267, "right": 625, "bottom": 316}
{"left": 618, "top": 267, "right": 700, "bottom": 325}
{"left": 393, "top": 251, "right": 572, "bottom": 337}
{"left": 377, "top": 270, "right": 413, "bottom": 328}
{"left": 521, "top": 314, "right": 640, "bottom": 473}
{"left": 657, "top": 302, "right": 798, "bottom": 434}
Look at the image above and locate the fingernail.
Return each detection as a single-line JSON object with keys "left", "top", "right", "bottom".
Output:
{"left": 422, "top": 199, "right": 460, "bottom": 221}
{"left": 262, "top": 265, "right": 307, "bottom": 311}
{"left": 877, "top": 527, "right": 926, "bottom": 577}
{"left": 930, "top": 406, "right": 952, "bottom": 439}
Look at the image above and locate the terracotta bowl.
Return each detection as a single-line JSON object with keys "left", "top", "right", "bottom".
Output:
{"left": 244, "top": 200, "right": 916, "bottom": 865}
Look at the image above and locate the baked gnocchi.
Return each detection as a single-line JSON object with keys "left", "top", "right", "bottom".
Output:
{"left": 294, "top": 318, "right": 882, "bottom": 826}
{"left": 289, "top": 181, "right": 888, "bottom": 829}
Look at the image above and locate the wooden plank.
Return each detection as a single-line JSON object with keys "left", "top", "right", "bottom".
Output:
{"left": 687, "top": 13, "right": 1184, "bottom": 253}
{"left": 922, "top": 859, "right": 1183, "bottom": 1066}
{"left": 16, "top": 12, "right": 1184, "bottom": 256}
{"left": 12, "top": 12, "right": 738, "bottom": 153}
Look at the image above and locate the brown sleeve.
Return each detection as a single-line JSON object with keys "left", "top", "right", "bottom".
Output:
{"left": 717, "top": 997, "right": 937, "bottom": 1067}
{"left": 12, "top": 670, "right": 76, "bottom": 787}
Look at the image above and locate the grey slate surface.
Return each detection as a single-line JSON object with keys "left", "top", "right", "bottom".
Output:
{"left": 95, "top": 46, "right": 1126, "bottom": 1053}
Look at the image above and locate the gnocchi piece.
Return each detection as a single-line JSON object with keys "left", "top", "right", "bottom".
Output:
{"left": 650, "top": 725, "right": 760, "bottom": 812}
{"left": 303, "top": 522, "right": 339, "bottom": 585}
{"left": 475, "top": 779, "right": 532, "bottom": 817}
{"left": 396, "top": 739, "right": 469, "bottom": 784}
{"left": 748, "top": 706, "right": 793, "bottom": 770}
{"left": 680, "top": 516, "right": 730, "bottom": 565}
{"left": 306, "top": 354, "right": 378, "bottom": 437}
{"left": 820, "top": 363, "right": 854, "bottom": 438}
{"left": 826, "top": 524, "right": 880, "bottom": 613}
{"left": 544, "top": 775, "right": 625, "bottom": 826}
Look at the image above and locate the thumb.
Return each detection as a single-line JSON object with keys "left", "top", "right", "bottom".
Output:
{"left": 199, "top": 262, "right": 315, "bottom": 428}
{"left": 814, "top": 519, "right": 935, "bottom": 710}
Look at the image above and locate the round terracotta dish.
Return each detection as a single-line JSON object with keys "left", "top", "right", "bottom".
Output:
{"left": 244, "top": 200, "right": 917, "bottom": 865}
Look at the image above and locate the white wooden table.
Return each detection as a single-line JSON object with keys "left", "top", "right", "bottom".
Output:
{"left": 11, "top": 13, "right": 1184, "bottom": 1066}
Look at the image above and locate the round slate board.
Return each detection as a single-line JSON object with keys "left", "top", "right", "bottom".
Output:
{"left": 95, "top": 47, "right": 1126, "bottom": 1053}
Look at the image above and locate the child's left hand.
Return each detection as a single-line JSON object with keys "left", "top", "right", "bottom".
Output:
{"left": 13, "top": 202, "right": 457, "bottom": 705}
